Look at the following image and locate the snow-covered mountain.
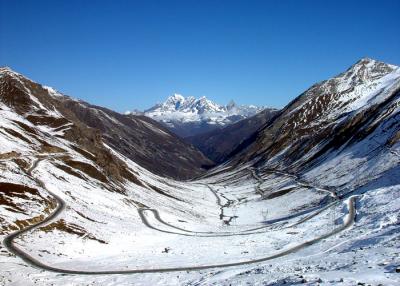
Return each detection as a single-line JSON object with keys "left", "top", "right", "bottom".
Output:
{"left": 0, "top": 67, "right": 213, "bottom": 179}
{"left": 231, "top": 58, "right": 400, "bottom": 169}
{"left": 1, "top": 58, "right": 400, "bottom": 285}
{"left": 132, "top": 94, "right": 269, "bottom": 137}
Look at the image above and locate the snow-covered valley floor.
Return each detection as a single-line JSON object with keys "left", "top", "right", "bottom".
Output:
{"left": 1, "top": 148, "right": 399, "bottom": 285}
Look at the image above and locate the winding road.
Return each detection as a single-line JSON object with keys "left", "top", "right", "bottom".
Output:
{"left": 250, "top": 167, "right": 338, "bottom": 200}
{"left": 2, "top": 156, "right": 356, "bottom": 275}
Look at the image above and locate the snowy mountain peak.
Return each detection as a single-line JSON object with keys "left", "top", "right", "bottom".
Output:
{"left": 0, "top": 67, "right": 34, "bottom": 83}
{"left": 0, "top": 66, "right": 13, "bottom": 73}
{"left": 172, "top": 93, "right": 185, "bottom": 100}
{"left": 343, "top": 57, "right": 398, "bottom": 84}
{"left": 0, "top": 66, "right": 20, "bottom": 78}
{"left": 148, "top": 94, "right": 226, "bottom": 114}
{"left": 272, "top": 58, "right": 400, "bottom": 148}
{"left": 165, "top": 93, "right": 185, "bottom": 108}
{"left": 141, "top": 94, "right": 269, "bottom": 137}
{"left": 353, "top": 57, "right": 397, "bottom": 69}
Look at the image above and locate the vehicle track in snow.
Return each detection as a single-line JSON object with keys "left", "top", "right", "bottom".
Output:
{"left": 139, "top": 173, "right": 340, "bottom": 236}
{"left": 2, "top": 156, "right": 356, "bottom": 275}
{"left": 250, "top": 168, "right": 338, "bottom": 200}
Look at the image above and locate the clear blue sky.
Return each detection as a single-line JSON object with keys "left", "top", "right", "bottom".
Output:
{"left": 1, "top": 0, "right": 399, "bottom": 112}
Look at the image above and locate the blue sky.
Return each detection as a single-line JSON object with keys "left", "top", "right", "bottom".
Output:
{"left": 1, "top": 0, "right": 399, "bottom": 112}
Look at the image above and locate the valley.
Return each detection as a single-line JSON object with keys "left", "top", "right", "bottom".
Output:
{"left": 0, "top": 58, "right": 399, "bottom": 285}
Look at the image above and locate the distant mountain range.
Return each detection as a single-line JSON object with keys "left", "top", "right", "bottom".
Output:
{"left": 127, "top": 94, "right": 273, "bottom": 137}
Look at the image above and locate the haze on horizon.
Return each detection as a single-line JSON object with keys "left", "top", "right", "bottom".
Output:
{"left": 1, "top": 0, "right": 399, "bottom": 112}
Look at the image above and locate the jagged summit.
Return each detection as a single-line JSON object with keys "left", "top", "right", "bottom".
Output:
{"left": 341, "top": 57, "right": 398, "bottom": 84}
{"left": 162, "top": 93, "right": 186, "bottom": 110}
{"left": 145, "top": 94, "right": 226, "bottom": 114}
{"left": 0, "top": 66, "right": 13, "bottom": 72}
{"left": 0, "top": 66, "right": 32, "bottom": 79}
{"left": 230, "top": 57, "right": 400, "bottom": 171}
{"left": 274, "top": 57, "right": 400, "bottom": 130}
{"left": 139, "top": 94, "right": 268, "bottom": 137}
{"left": 0, "top": 66, "right": 22, "bottom": 79}
{"left": 353, "top": 57, "right": 398, "bottom": 68}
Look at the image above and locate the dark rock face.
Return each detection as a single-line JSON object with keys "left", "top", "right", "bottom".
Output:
{"left": 186, "top": 108, "right": 278, "bottom": 163}
{"left": 160, "top": 121, "right": 222, "bottom": 138}
{"left": 0, "top": 73, "right": 35, "bottom": 114}
{"left": 58, "top": 100, "right": 214, "bottom": 179}
{"left": 0, "top": 67, "right": 213, "bottom": 180}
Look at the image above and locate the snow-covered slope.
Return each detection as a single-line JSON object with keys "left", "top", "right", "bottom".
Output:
{"left": 0, "top": 67, "right": 213, "bottom": 179}
{"left": 133, "top": 94, "right": 268, "bottom": 137}
{"left": 232, "top": 58, "right": 400, "bottom": 168}
{"left": 0, "top": 59, "right": 400, "bottom": 286}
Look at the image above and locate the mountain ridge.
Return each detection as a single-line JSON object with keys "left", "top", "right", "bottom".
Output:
{"left": 130, "top": 94, "right": 269, "bottom": 137}
{"left": 0, "top": 67, "right": 214, "bottom": 179}
{"left": 227, "top": 57, "right": 400, "bottom": 171}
